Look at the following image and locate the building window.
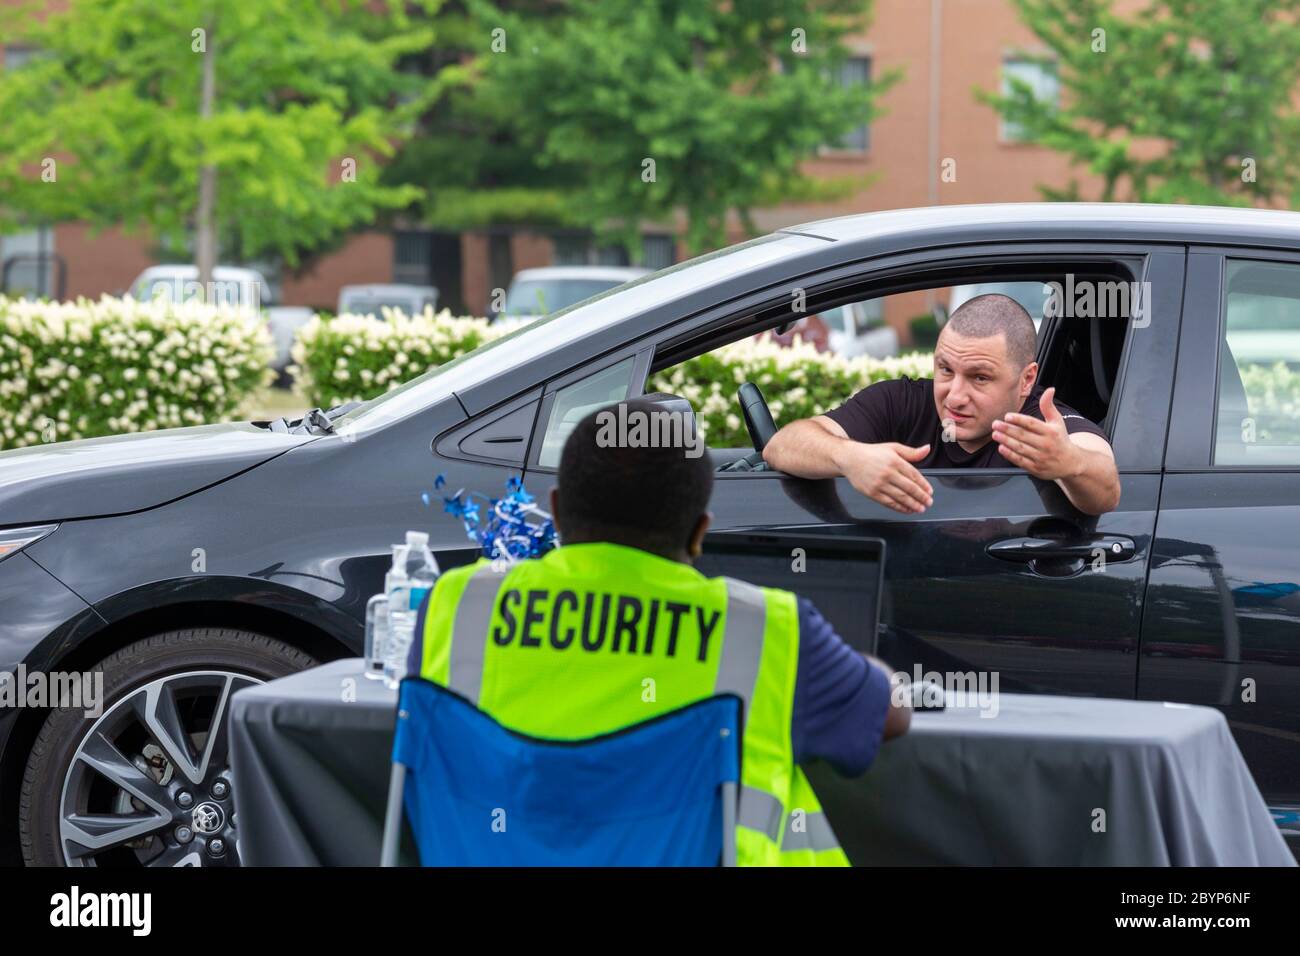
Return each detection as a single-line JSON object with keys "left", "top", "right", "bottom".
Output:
{"left": 0, "top": 227, "right": 58, "bottom": 299}
{"left": 552, "top": 232, "right": 675, "bottom": 270}
{"left": 1001, "top": 57, "right": 1059, "bottom": 143}
{"left": 393, "top": 230, "right": 433, "bottom": 286}
{"left": 828, "top": 55, "right": 871, "bottom": 152}
{"left": 552, "top": 234, "right": 590, "bottom": 266}
{"left": 640, "top": 235, "right": 675, "bottom": 271}
{"left": 593, "top": 244, "right": 630, "bottom": 267}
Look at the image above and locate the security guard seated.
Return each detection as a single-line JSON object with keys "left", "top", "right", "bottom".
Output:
{"left": 408, "top": 399, "right": 909, "bottom": 865}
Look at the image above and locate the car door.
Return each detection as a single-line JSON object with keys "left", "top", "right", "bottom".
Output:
{"left": 679, "top": 244, "right": 1185, "bottom": 699}
{"left": 1143, "top": 248, "right": 1300, "bottom": 815}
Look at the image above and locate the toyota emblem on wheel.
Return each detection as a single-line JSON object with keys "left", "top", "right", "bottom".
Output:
{"left": 192, "top": 803, "right": 225, "bottom": 834}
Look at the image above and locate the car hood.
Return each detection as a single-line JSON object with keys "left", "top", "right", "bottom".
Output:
{"left": 0, "top": 423, "right": 316, "bottom": 523}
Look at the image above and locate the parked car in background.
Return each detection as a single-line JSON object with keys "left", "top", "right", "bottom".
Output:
{"left": 944, "top": 280, "right": 1055, "bottom": 332}
{"left": 491, "top": 266, "right": 649, "bottom": 329}
{"left": 337, "top": 283, "right": 439, "bottom": 318}
{"left": 129, "top": 264, "right": 272, "bottom": 311}
{"left": 821, "top": 299, "right": 899, "bottom": 358}
{"left": 127, "top": 265, "right": 312, "bottom": 384}
{"left": 761, "top": 299, "right": 899, "bottom": 358}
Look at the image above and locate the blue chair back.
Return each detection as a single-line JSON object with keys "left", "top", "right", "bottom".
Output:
{"left": 388, "top": 679, "right": 742, "bottom": 866}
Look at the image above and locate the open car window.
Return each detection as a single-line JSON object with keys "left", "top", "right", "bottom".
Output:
{"left": 648, "top": 267, "right": 1135, "bottom": 466}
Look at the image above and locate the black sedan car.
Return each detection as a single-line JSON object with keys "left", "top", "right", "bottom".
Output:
{"left": 2, "top": 203, "right": 1298, "bottom": 866}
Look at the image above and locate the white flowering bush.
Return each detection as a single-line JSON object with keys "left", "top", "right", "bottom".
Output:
{"left": 291, "top": 307, "right": 507, "bottom": 408}
{"left": 0, "top": 295, "right": 273, "bottom": 450}
{"left": 1239, "top": 361, "right": 1300, "bottom": 443}
{"left": 651, "top": 337, "right": 935, "bottom": 447}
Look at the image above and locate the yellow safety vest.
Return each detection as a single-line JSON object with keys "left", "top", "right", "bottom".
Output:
{"left": 417, "top": 541, "right": 848, "bottom": 866}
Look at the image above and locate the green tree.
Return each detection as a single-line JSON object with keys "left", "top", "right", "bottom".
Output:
{"left": 381, "top": 2, "right": 590, "bottom": 236}
{"left": 0, "top": 0, "right": 458, "bottom": 286}
{"left": 454, "top": 0, "right": 897, "bottom": 255}
{"left": 983, "top": 0, "right": 1300, "bottom": 205}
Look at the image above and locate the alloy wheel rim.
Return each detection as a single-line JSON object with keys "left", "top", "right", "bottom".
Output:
{"left": 59, "top": 670, "right": 262, "bottom": 867}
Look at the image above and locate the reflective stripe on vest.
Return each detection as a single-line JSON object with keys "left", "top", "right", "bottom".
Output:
{"left": 712, "top": 578, "right": 766, "bottom": 710}
{"left": 738, "top": 785, "right": 784, "bottom": 842}
{"left": 448, "top": 564, "right": 508, "bottom": 704}
{"left": 781, "top": 810, "right": 839, "bottom": 852}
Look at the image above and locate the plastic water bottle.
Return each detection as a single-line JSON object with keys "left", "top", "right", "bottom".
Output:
{"left": 383, "top": 532, "right": 440, "bottom": 687}
{"left": 363, "top": 593, "right": 389, "bottom": 680}
{"left": 381, "top": 544, "right": 410, "bottom": 688}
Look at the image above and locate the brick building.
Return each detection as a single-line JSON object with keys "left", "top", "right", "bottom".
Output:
{"left": 1, "top": 0, "right": 1094, "bottom": 341}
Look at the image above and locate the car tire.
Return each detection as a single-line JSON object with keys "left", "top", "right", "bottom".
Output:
{"left": 19, "top": 628, "right": 317, "bottom": 867}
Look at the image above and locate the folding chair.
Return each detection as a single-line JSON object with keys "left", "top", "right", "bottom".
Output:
{"left": 380, "top": 680, "right": 742, "bottom": 866}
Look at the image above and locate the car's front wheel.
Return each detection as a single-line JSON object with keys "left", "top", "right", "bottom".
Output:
{"left": 19, "top": 628, "right": 316, "bottom": 867}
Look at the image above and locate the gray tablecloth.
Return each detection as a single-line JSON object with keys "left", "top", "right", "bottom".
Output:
{"left": 228, "top": 659, "right": 416, "bottom": 866}
{"left": 809, "top": 693, "right": 1295, "bottom": 866}
{"left": 229, "top": 658, "right": 1294, "bottom": 866}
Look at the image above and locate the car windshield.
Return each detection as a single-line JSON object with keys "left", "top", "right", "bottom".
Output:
{"left": 333, "top": 232, "right": 824, "bottom": 434}
{"left": 502, "top": 278, "right": 623, "bottom": 316}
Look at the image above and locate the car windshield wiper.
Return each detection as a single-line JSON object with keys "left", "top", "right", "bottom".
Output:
{"left": 262, "top": 401, "right": 361, "bottom": 436}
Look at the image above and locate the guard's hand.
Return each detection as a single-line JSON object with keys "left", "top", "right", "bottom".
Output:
{"left": 991, "top": 387, "right": 1082, "bottom": 481}
{"left": 840, "top": 442, "right": 934, "bottom": 514}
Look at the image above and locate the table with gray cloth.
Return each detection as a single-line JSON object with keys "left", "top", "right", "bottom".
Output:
{"left": 229, "top": 658, "right": 1294, "bottom": 866}
{"left": 228, "top": 658, "right": 418, "bottom": 866}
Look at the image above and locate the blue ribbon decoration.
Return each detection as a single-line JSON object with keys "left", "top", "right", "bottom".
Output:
{"left": 426, "top": 473, "right": 556, "bottom": 565}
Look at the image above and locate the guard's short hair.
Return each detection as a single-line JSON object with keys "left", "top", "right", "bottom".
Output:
{"left": 946, "top": 293, "right": 1037, "bottom": 370}
{"left": 557, "top": 398, "right": 713, "bottom": 553}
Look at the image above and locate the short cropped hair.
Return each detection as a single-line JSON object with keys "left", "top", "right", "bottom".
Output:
{"left": 556, "top": 398, "right": 713, "bottom": 553}
{"left": 946, "top": 293, "right": 1037, "bottom": 370}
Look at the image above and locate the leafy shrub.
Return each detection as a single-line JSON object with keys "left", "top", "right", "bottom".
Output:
{"left": 291, "top": 307, "right": 505, "bottom": 408}
{"left": 0, "top": 295, "right": 272, "bottom": 449}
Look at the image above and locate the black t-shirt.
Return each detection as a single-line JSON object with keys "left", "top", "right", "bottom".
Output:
{"left": 822, "top": 376, "right": 1109, "bottom": 469}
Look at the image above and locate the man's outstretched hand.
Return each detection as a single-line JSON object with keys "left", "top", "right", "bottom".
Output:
{"left": 990, "top": 387, "right": 1082, "bottom": 481}
{"left": 839, "top": 441, "right": 935, "bottom": 514}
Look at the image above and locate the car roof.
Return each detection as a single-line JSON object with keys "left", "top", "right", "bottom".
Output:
{"left": 510, "top": 266, "right": 651, "bottom": 283}
{"left": 338, "top": 203, "right": 1300, "bottom": 430}
{"left": 340, "top": 284, "right": 436, "bottom": 295}
{"left": 138, "top": 264, "right": 267, "bottom": 280}
{"left": 781, "top": 202, "right": 1300, "bottom": 249}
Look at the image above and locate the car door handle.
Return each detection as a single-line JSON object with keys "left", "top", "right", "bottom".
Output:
{"left": 986, "top": 534, "right": 1137, "bottom": 564}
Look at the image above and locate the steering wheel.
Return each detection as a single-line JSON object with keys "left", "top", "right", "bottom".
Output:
{"left": 720, "top": 382, "right": 776, "bottom": 472}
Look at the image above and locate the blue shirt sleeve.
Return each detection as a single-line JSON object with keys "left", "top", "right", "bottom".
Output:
{"left": 791, "top": 597, "right": 892, "bottom": 776}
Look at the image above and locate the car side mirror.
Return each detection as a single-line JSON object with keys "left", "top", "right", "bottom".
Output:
{"left": 932, "top": 303, "right": 949, "bottom": 328}
{"left": 639, "top": 392, "right": 697, "bottom": 426}
{"left": 773, "top": 320, "right": 795, "bottom": 335}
